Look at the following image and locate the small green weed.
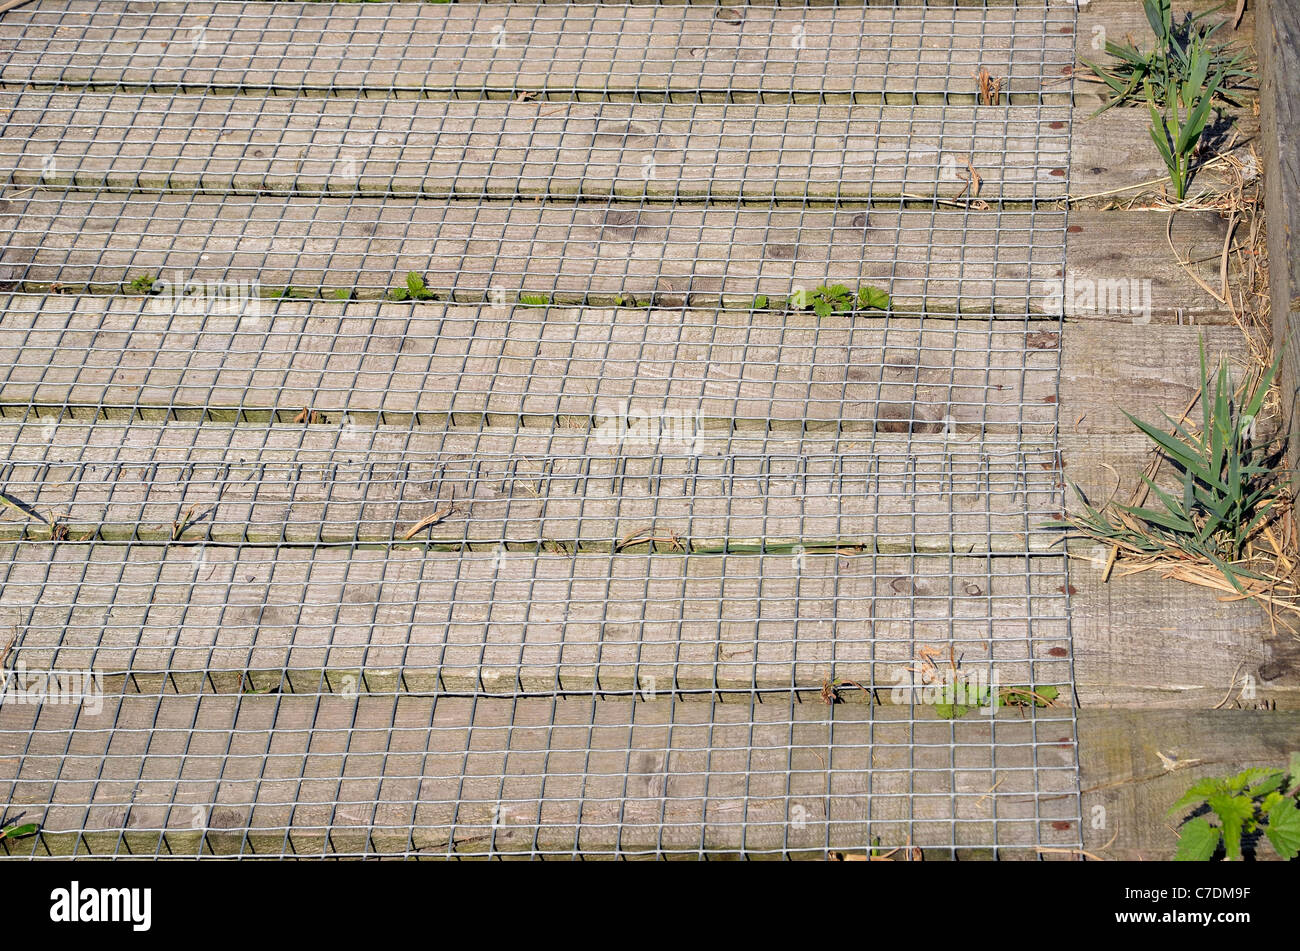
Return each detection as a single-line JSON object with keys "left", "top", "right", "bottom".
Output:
{"left": 0, "top": 816, "right": 39, "bottom": 844}
{"left": 1170, "top": 754, "right": 1300, "bottom": 860}
{"left": 389, "top": 272, "right": 435, "bottom": 302}
{"left": 1051, "top": 341, "right": 1284, "bottom": 599}
{"left": 933, "top": 680, "right": 1059, "bottom": 719}
{"left": 787, "top": 284, "right": 891, "bottom": 317}
{"left": 1145, "top": 63, "right": 1224, "bottom": 200}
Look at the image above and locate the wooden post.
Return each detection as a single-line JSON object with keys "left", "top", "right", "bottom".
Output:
{"left": 1258, "top": 0, "right": 1300, "bottom": 477}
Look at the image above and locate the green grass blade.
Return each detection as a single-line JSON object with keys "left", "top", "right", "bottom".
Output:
{"left": 1121, "top": 502, "right": 1196, "bottom": 534}
{"left": 1177, "top": 70, "right": 1223, "bottom": 153}
{"left": 1125, "top": 413, "right": 1224, "bottom": 487}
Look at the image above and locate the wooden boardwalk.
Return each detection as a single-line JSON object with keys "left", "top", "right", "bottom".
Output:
{"left": 0, "top": 0, "right": 1293, "bottom": 860}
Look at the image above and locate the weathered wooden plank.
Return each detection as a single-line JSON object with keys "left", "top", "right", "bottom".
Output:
{"left": 0, "top": 543, "right": 1071, "bottom": 697}
{"left": 34, "top": 89, "right": 1260, "bottom": 208}
{"left": 29, "top": 91, "right": 1243, "bottom": 206}
{"left": 0, "top": 695, "right": 1078, "bottom": 858}
{"left": 0, "top": 2, "right": 1074, "bottom": 103}
{"left": 1060, "top": 338, "right": 1297, "bottom": 712}
{"left": 4, "top": 529, "right": 1287, "bottom": 709}
{"left": 1067, "top": 554, "right": 1300, "bottom": 710}
{"left": 0, "top": 295, "right": 1245, "bottom": 432}
{"left": 1062, "top": 207, "right": 1240, "bottom": 322}
{"left": 1059, "top": 324, "right": 1252, "bottom": 435}
{"left": 1080, "top": 709, "right": 1299, "bottom": 860}
{"left": 0, "top": 419, "right": 1063, "bottom": 552}
{"left": 0, "top": 194, "right": 1069, "bottom": 312}
{"left": 6, "top": 431, "right": 1289, "bottom": 707}
{"left": 0, "top": 295, "right": 1064, "bottom": 429}
{"left": 1259, "top": 0, "right": 1300, "bottom": 481}
{"left": 0, "top": 92, "right": 1071, "bottom": 203}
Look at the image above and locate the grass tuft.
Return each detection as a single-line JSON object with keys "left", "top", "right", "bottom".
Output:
{"left": 1079, "top": 0, "right": 1252, "bottom": 118}
{"left": 1049, "top": 340, "right": 1298, "bottom": 620}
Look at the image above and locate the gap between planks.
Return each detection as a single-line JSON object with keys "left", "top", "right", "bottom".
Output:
{"left": 0, "top": 204, "right": 1236, "bottom": 319}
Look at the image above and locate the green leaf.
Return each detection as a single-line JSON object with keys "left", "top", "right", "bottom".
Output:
{"left": 1177, "top": 71, "right": 1223, "bottom": 154}
{"left": 1242, "top": 354, "right": 1280, "bottom": 422}
{"left": 1079, "top": 57, "right": 1126, "bottom": 93}
{"left": 1224, "top": 767, "right": 1287, "bottom": 794}
{"left": 813, "top": 300, "right": 832, "bottom": 318}
{"left": 1148, "top": 119, "right": 1176, "bottom": 170}
{"left": 1170, "top": 776, "right": 1229, "bottom": 814}
{"left": 1144, "top": 0, "right": 1168, "bottom": 40}
{"left": 1105, "top": 41, "right": 1150, "bottom": 68}
{"left": 0, "top": 822, "right": 38, "bottom": 841}
{"left": 1264, "top": 798, "right": 1300, "bottom": 859}
{"left": 1175, "top": 816, "right": 1221, "bottom": 861}
{"left": 1245, "top": 769, "right": 1286, "bottom": 798}
{"left": 753, "top": 295, "right": 768, "bottom": 309}
{"left": 1207, "top": 793, "right": 1254, "bottom": 860}
{"left": 1128, "top": 413, "right": 1228, "bottom": 492}
{"left": 858, "top": 286, "right": 891, "bottom": 311}
{"left": 1120, "top": 502, "right": 1195, "bottom": 534}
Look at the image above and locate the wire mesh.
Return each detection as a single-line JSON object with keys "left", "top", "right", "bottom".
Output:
{"left": 0, "top": 0, "right": 1082, "bottom": 858}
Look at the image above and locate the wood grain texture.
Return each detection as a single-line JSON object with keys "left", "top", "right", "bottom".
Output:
{"left": 1080, "top": 709, "right": 1300, "bottom": 860}
{"left": 8, "top": 528, "right": 1288, "bottom": 710}
{"left": 0, "top": 695, "right": 1078, "bottom": 858}
{"left": 1062, "top": 208, "right": 1242, "bottom": 322}
{"left": 1067, "top": 557, "right": 1300, "bottom": 710}
{"left": 1259, "top": 0, "right": 1300, "bottom": 479}
{"left": 12, "top": 87, "right": 1259, "bottom": 208}
{"left": 1069, "top": 105, "right": 1261, "bottom": 204}
{"left": 0, "top": 294, "right": 1245, "bottom": 432}
{"left": 1058, "top": 324, "right": 1252, "bottom": 436}
{"left": 0, "top": 92, "right": 1071, "bottom": 203}
{"left": 0, "top": 2, "right": 1074, "bottom": 103}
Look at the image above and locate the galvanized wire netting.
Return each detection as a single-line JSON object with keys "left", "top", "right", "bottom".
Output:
{"left": 0, "top": 0, "right": 1081, "bottom": 858}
